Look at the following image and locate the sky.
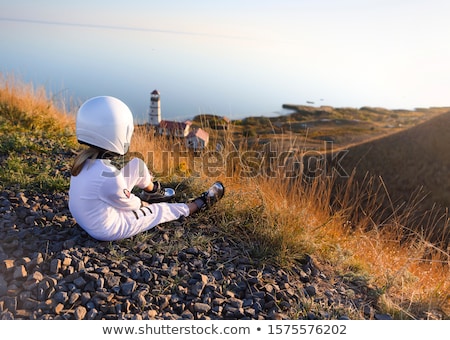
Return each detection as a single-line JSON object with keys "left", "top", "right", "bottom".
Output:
{"left": 1, "top": 0, "right": 450, "bottom": 121}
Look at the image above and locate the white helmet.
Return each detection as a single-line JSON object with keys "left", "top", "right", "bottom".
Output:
{"left": 76, "top": 96, "right": 134, "bottom": 155}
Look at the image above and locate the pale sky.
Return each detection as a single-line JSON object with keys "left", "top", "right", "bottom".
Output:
{"left": 1, "top": 0, "right": 450, "bottom": 118}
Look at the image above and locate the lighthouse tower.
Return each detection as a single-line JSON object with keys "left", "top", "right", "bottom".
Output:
{"left": 149, "top": 89, "right": 161, "bottom": 126}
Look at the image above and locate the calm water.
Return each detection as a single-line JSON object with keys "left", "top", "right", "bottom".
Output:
{"left": 1, "top": 19, "right": 311, "bottom": 122}
{"left": 3, "top": 13, "right": 449, "bottom": 124}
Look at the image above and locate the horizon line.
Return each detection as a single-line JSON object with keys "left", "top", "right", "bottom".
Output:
{"left": 0, "top": 17, "right": 255, "bottom": 41}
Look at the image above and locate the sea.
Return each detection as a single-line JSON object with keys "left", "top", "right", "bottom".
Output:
{"left": 1, "top": 19, "right": 308, "bottom": 123}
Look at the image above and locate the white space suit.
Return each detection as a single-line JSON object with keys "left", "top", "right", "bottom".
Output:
{"left": 69, "top": 157, "right": 190, "bottom": 241}
{"left": 68, "top": 96, "right": 223, "bottom": 241}
{"left": 68, "top": 96, "right": 190, "bottom": 241}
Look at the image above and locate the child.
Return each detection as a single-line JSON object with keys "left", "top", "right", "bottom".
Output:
{"left": 68, "top": 96, "right": 224, "bottom": 241}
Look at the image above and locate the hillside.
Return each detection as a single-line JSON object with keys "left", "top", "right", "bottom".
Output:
{"left": 333, "top": 110, "right": 450, "bottom": 215}
{"left": 223, "top": 105, "right": 447, "bottom": 152}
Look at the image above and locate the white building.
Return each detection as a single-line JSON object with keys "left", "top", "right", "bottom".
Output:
{"left": 186, "top": 128, "right": 210, "bottom": 150}
{"left": 149, "top": 89, "right": 161, "bottom": 126}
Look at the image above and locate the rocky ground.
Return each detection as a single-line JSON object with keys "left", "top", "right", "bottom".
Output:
{"left": 0, "top": 184, "right": 398, "bottom": 321}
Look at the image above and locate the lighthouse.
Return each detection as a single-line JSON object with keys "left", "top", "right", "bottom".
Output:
{"left": 149, "top": 89, "right": 161, "bottom": 126}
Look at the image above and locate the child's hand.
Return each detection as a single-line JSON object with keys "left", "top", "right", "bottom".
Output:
{"left": 150, "top": 181, "right": 161, "bottom": 193}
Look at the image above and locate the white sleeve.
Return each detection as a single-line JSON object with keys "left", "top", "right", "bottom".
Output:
{"left": 120, "top": 158, "right": 154, "bottom": 190}
{"left": 99, "top": 172, "right": 142, "bottom": 211}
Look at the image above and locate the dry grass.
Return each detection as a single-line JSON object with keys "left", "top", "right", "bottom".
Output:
{"left": 131, "top": 121, "right": 449, "bottom": 318}
{"left": 0, "top": 75, "right": 78, "bottom": 191}
{"left": 0, "top": 73, "right": 76, "bottom": 134}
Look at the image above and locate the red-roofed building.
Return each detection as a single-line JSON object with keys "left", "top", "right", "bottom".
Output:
{"left": 158, "top": 120, "right": 192, "bottom": 137}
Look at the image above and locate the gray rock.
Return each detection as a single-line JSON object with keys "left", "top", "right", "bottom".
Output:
{"left": 120, "top": 280, "right": 136, "bottom": 296}
{"left": 73, "top": 276, "right": 87, "bottom": 289}
{"left": 189, "top": 280, "right": 206, "bottom": 297}
{"left": 54, "top": 291, "right": 68, "bottom": 304}
{"left": 13, "top": 265, "right": 27, "bottom": 279}
{"left": 193, "top": 302, "right": 211, "bottom": 314}
{"left": 50, "top": 259, "right": 61, "bottom": 274}
{"left": 227, "top": 297, "right": 243, "bottom": 309}
{"left": 304, "top": 285, "right": 317, "bottom": 297}
{"left": 74, "top": 306, "right": 87, "bottom": 320}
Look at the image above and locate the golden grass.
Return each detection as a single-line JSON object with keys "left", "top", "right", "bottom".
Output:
{"left": 0, "top": 73, "right": 76, "bottom": 133}
{"left": 129, "top": 114, "right": 450, "bottom": 318}
{"left": 135, "top": 128, "right": 449, "bottom": 317}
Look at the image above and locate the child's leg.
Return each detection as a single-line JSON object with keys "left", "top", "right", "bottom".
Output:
{"left": 119, "top": 202, "right": 190, "bottom": 240}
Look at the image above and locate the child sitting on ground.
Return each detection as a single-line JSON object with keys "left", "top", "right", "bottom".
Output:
{"left": 68, "top": 96, "right": 224, "bottom": 241}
